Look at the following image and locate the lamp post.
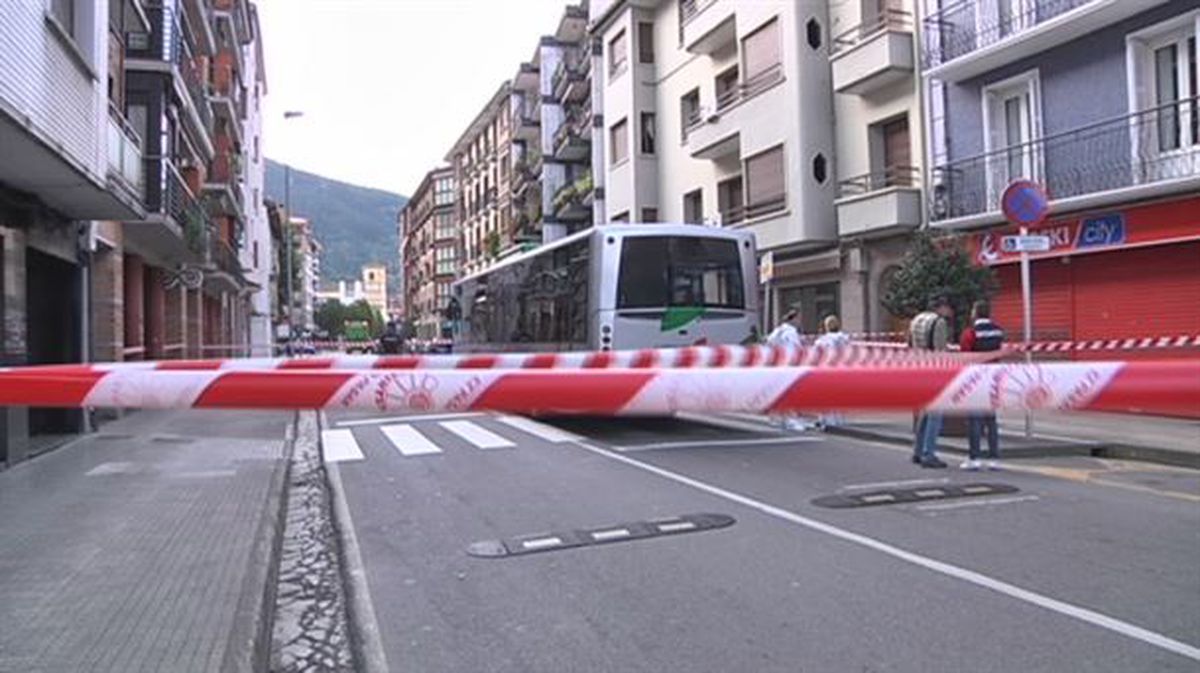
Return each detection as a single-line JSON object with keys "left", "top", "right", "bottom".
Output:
{"left": 282, "top": 110, "right": 304, "bottom": 345}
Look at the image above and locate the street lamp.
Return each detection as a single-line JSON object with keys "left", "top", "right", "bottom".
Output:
{"left": 282, "top": 110, "right": 304, "bottom": 345}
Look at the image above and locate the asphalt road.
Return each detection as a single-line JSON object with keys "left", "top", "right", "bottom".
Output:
{"left": 323, "top": 410, "right": 1200, "bottom": 673}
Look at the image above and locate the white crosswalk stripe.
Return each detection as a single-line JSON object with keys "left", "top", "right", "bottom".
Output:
{"left": 322, "top": 429, "right": 364, "bottom": 463}
{"left": 380, "top": 424, "right": 443, "bottom": 456}
{"left": 496, "top": 415, "right": 582, "bottom": 443}
{"left": 439, "top": 420, "right": 515, "bottom": 449}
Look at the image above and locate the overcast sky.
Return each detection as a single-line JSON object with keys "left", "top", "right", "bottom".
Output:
{"left": 257, "top": 0, "right": 569, "bottom": 196}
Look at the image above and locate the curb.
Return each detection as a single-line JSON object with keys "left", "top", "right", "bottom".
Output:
{"left": 322, "top": 414, "right": 391, "bottom": 673}
{"left": 825, "top": 426, "right": 1198, "bottom": 469}
{"left": 222, "top": 412, "right": 297, "bottom": 673}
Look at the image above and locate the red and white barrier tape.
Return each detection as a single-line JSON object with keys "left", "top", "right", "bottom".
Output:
{"left": 0, "top": 361, "right": 1195, "bottom": 416}
{"left": 22, "top": 344, "right": 992, "bottom": 373}
{"left": 1015, "top": 335, "right": 1200, "bottom": 352}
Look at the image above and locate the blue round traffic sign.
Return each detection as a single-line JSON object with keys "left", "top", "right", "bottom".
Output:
{"left": 1001, "top": 180, "right": 1049, "bottom": 227}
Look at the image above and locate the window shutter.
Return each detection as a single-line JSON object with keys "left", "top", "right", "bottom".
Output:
{"left": 746, "top": 146, "right": 784, "bottom": 205}
{"left": 743, "top": 19, "right": 780, "bottom": 82}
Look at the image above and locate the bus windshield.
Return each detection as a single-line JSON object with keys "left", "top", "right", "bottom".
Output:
{"left": 617, "top": 236, "right": 745, "bottom": 309}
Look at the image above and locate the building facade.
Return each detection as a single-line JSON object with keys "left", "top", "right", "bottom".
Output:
{"left": 923, "top": 0, "right": 1200, "bottom": 345}
{"left": 590, "top": 0, "right": 838, "bottom": 330}
{"left": 400, "top": 166, "right": 457, "bottom": 339}
{"left": 289, "top": 216, "right": 321, "bottom": 331}
{"left": 448, "top": 84, "right": 514, "bottom": 277}
{"left": 826, "top": 0, "right": 923, "bottom": 335}
{"left": 362, "top": 263, "right": 388, "bottom": 316}
{"left": 239, "top": 3, "right": 271, "bottom": 355}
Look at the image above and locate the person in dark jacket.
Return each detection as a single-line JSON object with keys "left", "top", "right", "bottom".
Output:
{"left": 959, "top": 300, "right": 1005, "bottom": 470}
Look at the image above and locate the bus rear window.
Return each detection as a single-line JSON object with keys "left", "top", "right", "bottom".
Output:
{"left": 617, "top": 236, "right": 745, "bottom": 309}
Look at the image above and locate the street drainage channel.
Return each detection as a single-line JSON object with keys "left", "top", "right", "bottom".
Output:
{"left": 467, "top": 513, "right": 735, "bottom": 558}
{"left": 811, "top": 483, "right": 1021, "bottom": 509}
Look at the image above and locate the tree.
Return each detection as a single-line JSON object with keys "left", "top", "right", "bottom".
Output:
{"left": 881, "top": 231, "right": 996, "bottom": 334}
{"left": 314, "top": 300, "right": 347, "bottom": 337}
{"left": 345, "top": 299, "right": 384, "bottom": 336}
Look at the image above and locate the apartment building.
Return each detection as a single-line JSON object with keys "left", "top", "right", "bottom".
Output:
{"left": 448, "top": 84, "right": 514, "bottom": 277}
{"left": 590, "top": 0, "right": 837, "bottom": 329}
{"left": 400, "top": 166, "right": 457, "bottom": 339}
{"left": 289, "top": 216, "right": 321, "bottom": 331}
{"left": 922, "top": 0, "right": 1200, "bottom": 343}
{"left": 0, "top": 0, "right": 151, "bottom": 459}
{"left": 239, "top": 3, "right": 271, "bottom": 355}
{"left": 827, "top": 0, "right": 923, "bottom": 334}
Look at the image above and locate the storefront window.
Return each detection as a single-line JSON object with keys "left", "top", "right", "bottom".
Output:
{"left": 776, "top": 282, "right": 840, "bottom": 335}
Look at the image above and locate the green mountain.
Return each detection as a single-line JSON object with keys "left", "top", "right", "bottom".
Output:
{"left": 264, "top": 159, "right": 407, "bottom": 289}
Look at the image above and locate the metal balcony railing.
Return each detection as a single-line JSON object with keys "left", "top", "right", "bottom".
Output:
{"left": 832, "top": 8, "right": 913, "bottom": 55}
{"left": 744, "top": 195, "right": 787, "bottom": 220}
{"left": 679, "top": 0, "right": 718, "bottom": 27}
{"left": 715, "top": 63, "right": 784, "bottom": 113}
{"left": 922, "top": 0, "right": 1092, "bottom": 69}
{"left": 720, "top": 204, "right": 745, "bottom": 225}
{"left": 107, "top": 102, "right": 144, "bottom": 194}
{"left": 837, "top": 165, "right": 920, "bottom": 198}
{"left": 930, "top": 97, "right": 1200, "bottom": 221}
{"left": 157, "top": 158, "right": 207, "bottom": 254}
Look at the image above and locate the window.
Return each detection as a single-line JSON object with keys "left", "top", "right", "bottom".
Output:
{"left": 641, "top": 207, "right": 659, "bottom": 223}
{"left": 253, "top": 241, "right": 259, "bottom": 269}
{"left": 812, "top": 153, "right": 827, "bottom": 183}
{"left": 717, "top": 176, "right": 744, "bottom": 224}
{"left": 254, "top": 188, "right": 260, "bottom": 208}
{"left": 50, "top": 0, "right": 75, "bottom": 38}
{"left": 715, "top": 66, "right": 740, "bottom": 110}
{"left": 683, "top": 189, "right": 703, "bottom": 224}
{"left": 806, "top": 18, "right": 822, "bottom": 50}
{"left": 638, "top": 22, "right": 655, "bottom": 64}
{"left": 777, "top": 282, "right": 839, "bottom": 335}
{"left": 868, "top": 114, "right": 913, "bottom": 189}
{"left": 253, "top": 136, "right": 259, "bottom": 163}
{"left": 1128, "top": 16, "right": 1200, "bottom": 184}
{"left": 640, "top": 112, "right": 656, "bottom": 155}
{"left": 982, "top": 70, "right": 1041, "bottom": 201}
{"left": 745, "top": 145, "right": 786, "bottom": 217}
{"left": 610, "top": 118, "right": 629, "bottom": 165}
{"left": 744, "top": 18, "right": 782, "bottom": 86}
{"left": 680, "top": 89, "right": 700, "bottom": 140}
{"left": 617, "top": 236, "right": 745, "bottom": 309}
{"left": 609, "top": 29, "right": 628, "bottom": 77}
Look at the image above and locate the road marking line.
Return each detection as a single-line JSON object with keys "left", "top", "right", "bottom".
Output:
{"left": 617, "top": 436, "right": 821, "bottom": 452}
{"left": 840, "top": 477, "right": 950, "bottom": 492}
{"left": 496, "top": 416, "right": 581, "bottom": 443}
{"left": 439, "top": 420, "right": 515, "bottom": 450}
{"left": 657, "top": 521, "right": 697, "bottom": 532}
{"left": 914, "top": 489, "right": 946, "bottom": 498}
{"left": 962, "top": 485, "right": 994, "bottom": 494}
{"left": 380, "top": 424, "right": 442, "bottom": 456}
{"left": 917, "top": 495, "right": 1041, "bottom": 512}
{"left": 591, "top": 528, "right": 631, "bottom": 541}
{"left": 521, "top": 537, "right": 563, "bottom": 549}
{"left": 571, "top": 440, "right": 1200, "bottom": 663}
{"left": 337, "top": 412, "right": 486, "bottom": 427}
{"left": 321, "top": 429, "right": 365, "bottom": 463}
{"left": 677, "top": 412, "right": 783, "bottom": 435}
{"left": 860, "top": 494, "right": 897, "bottom": 503}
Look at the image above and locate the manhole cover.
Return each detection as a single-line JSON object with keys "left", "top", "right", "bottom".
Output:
{"left": 467, "top": 512, "right": 735, "bottom": 558}
{"left": 812, "top": 483, "right": 1020, "bottom": 509}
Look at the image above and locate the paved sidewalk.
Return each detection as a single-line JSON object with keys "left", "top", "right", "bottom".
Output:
{"left": 826, "top": 411, "right": 1200, "bottom": 468}
{"left": 0, "top": 409, "right": 293, "bottom": 673}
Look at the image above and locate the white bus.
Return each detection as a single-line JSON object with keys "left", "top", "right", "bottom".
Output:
{"left": 451, "top": 224, "right": 760, "bottom": 352}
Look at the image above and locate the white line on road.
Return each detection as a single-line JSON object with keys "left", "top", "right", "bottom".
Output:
{"left": 917, "top": 495, "right": 1042, "bottom": 512}
{"left": 337, "top": 412, "right": 486, "bottom": 428}
{"left": 440, "top": 420, "right": 515, "bottom": 450}
{"left": 380, "top": 424, "right": 443, "bottom": 457}
{"left": 321, "top": 429, "right": 365, "bottom": 463}
{"left": 657, "top": 521, "right": 697, "bottom": 532}
{"left": 496, "top": 416, "right": 582, "bottom": 443}
{"left": 571, "top": 440, "right": 1200, "bottom": 663}
{"left": 840, "top": 477, "right": 950, "bottom": 492}
{"left": 591, "top": 528, "right": 631, "bottom": 541}
{"left": 521, "top": 537, "right": 563, "bottom": 550}
{"left": 616, "top": 436, "right": 821, "bottom": 452}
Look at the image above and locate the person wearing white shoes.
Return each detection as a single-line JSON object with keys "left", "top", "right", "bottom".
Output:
{"left": 814, "top": 315, "right": 850, "bottom": 430}
{"left": 959, "top": 300, "right": 1005, "bottom": 471}
{"left": 766, "top": 309, "right": 811, "bottom": 431}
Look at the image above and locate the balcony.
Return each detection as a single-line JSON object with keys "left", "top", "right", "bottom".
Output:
{"left": 205, "top": 231, "right": 246, "bottom": 292}
{"left": 203, "top": 151, "right": 244, "bottom": 216}
{"left": 553, "top": 118, "right": 591, "bottom": 162}
{"left": 210, "top": 58, "right": 247, "bottom": 130}
{"left": 680, "top": 0, "right": 734, "bottom": 55}
{"left": 831, "top": 9, "right": 914, "bottom": 95}
{"left": 836, "top": 166, "right": 922, "bottom": 237}
{"left": 106, "top": 103, "right": 145, "bottom": 205}
{"left": 552, "top": 172, "right": 592, "bottom": 222}
{"left": 922, "top": 0, "right": 1170, "bottom": 82}
{"left": 552, "top": 56, "right": 591, "bottom": 104}
{"left": 686, "top": 64, "right": 784, "bottom": 160}
{"left": 124, "top": 157, "right": 206, "bottom": 262}
{"left": 212, "top": 0, "right": 252, "bottom": 45}
{"left": 930, "top": 98, "right": 1200, "bottom": 226}
{"left": 514, "top": 109, "right": 540, "bottom": 143}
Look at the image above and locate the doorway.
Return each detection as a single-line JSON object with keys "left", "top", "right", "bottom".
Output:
{"left": 25, "top": 247, "right": 84, "bottom": 440}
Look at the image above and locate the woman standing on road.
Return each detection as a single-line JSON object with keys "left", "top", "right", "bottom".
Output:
{"left": 814, "top": 315, "right": 850, "bottom": 429}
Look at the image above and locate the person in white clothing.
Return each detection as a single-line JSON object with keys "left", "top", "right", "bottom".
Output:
{"left": 813, "top": 315, "right": 850, "bottom": 429}
{"left": 766, "top": 310, "right": 810, "bottom": 431}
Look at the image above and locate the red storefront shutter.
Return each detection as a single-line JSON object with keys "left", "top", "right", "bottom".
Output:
{"left": 991, "top": 259, "right": 1073, "bottom": 343}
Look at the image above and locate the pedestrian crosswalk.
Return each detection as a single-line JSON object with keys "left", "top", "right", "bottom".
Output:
{"left": 323, "top": 415, "right": 572, "bottom": 463}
